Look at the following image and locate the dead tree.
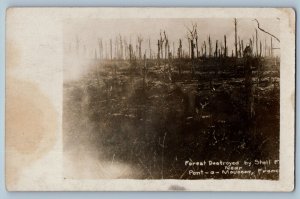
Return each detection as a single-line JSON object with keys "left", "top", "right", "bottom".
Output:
{"left": 124, "top": 39, "right": 128, "bottom": 59}
{"left": 249, "top": 38, "right": 253, "bottom": 54}
{"left": 167, "top": 43, "right": 170, "bottom": 59}
{"left": 137, "top": 36, "right": 143, "bottom": 60}
{"left": 204, "top": 41, "right": 207, "bottom": 57}
{"left": 238, "top": 37, "right": 241, "bottom": 58}
{"left": 129, "top": 43, "right": 133, "bottom": 60}
{"left": 195, "top": 28, "right": 199, "bottom": 58}
{"left": 187, "top": 36, "right": 191, "bottom": 58}
{"left": 177, "top": 39, "right": 183, "bottom": 58}
{"left": 159, "top": 32, "right": 164, "bottom": 59}
{"left": 135, "top": 44, "right": 139, "bottom": 58}
{"left": 110, "top": 39, "right": 113, "bottom": 60}
{"left": 255, "top": 29, "right": 258, "bottom": 57}
{"left": 270, "top": 36, "right": 273, "bottom": 57}
{"left": 190, "top": 39, "right": 195, "bottom": 59}
{"left": 241, "top": 40, "right": 244, "bottom": 57}
{"left": 253, "top": 19, "right": 280, "bottom": 42}
{"left": 148, "top": 38, "right": 151, "bottom": 59}
{"left": 115, "top": 37, "right": 118, "bottom": 59}
{"left": 252, "top": 35, "right": 255, "bottom": 52}
{"left": 105, "top": 41, "right": 108, "bottom": 59}
{"left": 264, "top": 38, "right": 267, "bottom": 57}
{"left": 186, "top": 23, "right": 197, "bottom": 59}
{"left": 244, "top": 46, "right": 255, "bottom": 119}
{"left": 253, "top": 18, "right": 280, "bottom": 62}
{"left": 119, "top": 35, "right": 123, "bottom": 59}
{"left": 234, "top": 18, "right": 238, "bottom": 57}
{"left": 220, "top": 44, "right": 224, "bottom": 57}
{"left": 208, "top": 36, "right": 212, "bottom": 58}
{"left": 157, "top": 40, "right": 160, "bottom": 60}
{"left": 163, "top": 31, "right": 169, "bottom": 59}
{"left": 214, "top": 40, "right": 218, "bottom": 58}
{"left": 98, "top": 38, "right": 103, "bottom": 59}
{"left": 172, "top": 42, "right": 175, "bottom": 58}
{"left": 224, "top": 35, "right": 227, "bottom": 57}
{"left": 259, "top": 41, "right": 262, "bottom": 57}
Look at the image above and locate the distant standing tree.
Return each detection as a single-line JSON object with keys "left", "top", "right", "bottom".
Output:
{"left": 204, "top": 41, "right": 207, "bottom": 57}
{"left": 157, "top": 40, "right": 161, "bottom": 60}
{"left": 163, "top": 31, "right": 169, "bottom": 59}
{"left": 186, "top": 23, "right": 198, "bottom": 59}
{"left": 110, "top": 39, "right": 113, "bottom": 60}
{"left": 208, "top": 36, "right": 212, "bottom": 58}
{"left": 137, "top": 36, "right": 143, "bottom": 60}
{"left": 129, "top": 44, "right": 133, "bottom": 60}
{"left": 159, "top": 31, "right": 165, "bottom": 59}
{"left": 214, "top": 40, "right": 218, "bottom": 58}
{"left": 234, "top": 18, "right": 238, "bottom": 57}
{"left": 224, "top": 35, "right": 227, "bottom": 57}
{"left": 177, "top": 39, "right": 183, "bottom": 58}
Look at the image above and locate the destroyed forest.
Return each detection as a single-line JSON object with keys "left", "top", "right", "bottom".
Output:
{"left": 63, "top": 18, "right": 280, "bottom": 180}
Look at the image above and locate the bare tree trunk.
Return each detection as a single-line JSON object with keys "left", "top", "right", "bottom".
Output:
{"left": 98, "top": 38, "right": 103, "bottom": 60}
{"left": 129, "top": 44, "right": 133, "bottom": 60}
{"left": 188, "top": 38, "right": 191, "bottom": 58}
{"left": 214, "top": 40, "right": 218, "bottom": 58}
{"left": 270, "top": 37, "right": 273, "bottom": 57}
{"left": 234, "top": 18, "right": 238, "bottom": 57}
{"left": 241, "top": 40, "right": 244, "bottom": 57}
{"left": 255, "top": 29, "right": 258, "bottom": 57}
{"left": 148, "top": 38, "right": 151, "bottom": 59}
{"left": 138, "top": 36, "right": 143, "bottom": 60}
{"left": 119, "top": 35, "right": 123, "bottom": 60}
{"left": 172, "top": 42, "right": 175, "bottom": 58}
{"left": 208, "top": 36, "right": 212, "bottom": 58}
{"left": 264, "top": 38, "right": 267, "bottom": 57}
{"left": 196, "top": 37, "right": 199, "bottom": 58}
{"left": 190, "top": 39, "right": 195, "bottom": 59}
{"left": 259, "top": 41, "right": 262, "bottom": 57}
{"left": 178, "top": 39, "right": 182, "bottom": 59}
{"left": 110, "top": 39, "right": 112, "bottom": 60}
{"left": 115, "top": 37, "right": 118, "bottom": 59}
{"left": 157, "top": 40, "right": 160, "bottom": 60}
{"left": 238, "top": 37, "right": 241, "bottom": 58}
{"left": 224, "top": 35, "right": 227, "bottom": 57}
{"left": 204, "top": 41, "right": 207, "bottom": 57}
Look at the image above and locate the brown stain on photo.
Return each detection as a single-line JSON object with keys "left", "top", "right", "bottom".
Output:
{"left": 5, "top": 77, "right": 58, "bottom": 190}
{"left": 6, "top": 41, "right": 21, "bottom": 70}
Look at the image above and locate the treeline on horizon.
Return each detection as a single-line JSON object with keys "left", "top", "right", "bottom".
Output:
{"left": 66, "top": 18, "right": 280, "bottom": 60}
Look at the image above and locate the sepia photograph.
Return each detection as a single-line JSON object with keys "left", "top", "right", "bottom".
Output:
{"left": 5, "top": 8, "right": 294, "bottom": 191}
{"left": 63, "top": 18, "right": 280, "bottom": 180}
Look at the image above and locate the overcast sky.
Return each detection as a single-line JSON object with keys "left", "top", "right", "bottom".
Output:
{"left": 64, "top": 18, "right": 280, "bottom": 58}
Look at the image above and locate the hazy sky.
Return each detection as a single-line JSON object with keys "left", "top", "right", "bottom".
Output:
{"left": 64, "top": 18, "right": 280, "bottom": 58}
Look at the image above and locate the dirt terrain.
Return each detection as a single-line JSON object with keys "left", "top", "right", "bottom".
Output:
{"left": 63, "top": 56, "right": 280, "bottom": 179}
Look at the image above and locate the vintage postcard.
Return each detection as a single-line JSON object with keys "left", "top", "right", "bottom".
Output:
{"left": 5, "top": 8, "right": 295, "bottom": 191}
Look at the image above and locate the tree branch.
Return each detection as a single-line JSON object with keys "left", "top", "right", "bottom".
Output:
{"left": 253, "top": 19, "right": 280, "bottom": 43}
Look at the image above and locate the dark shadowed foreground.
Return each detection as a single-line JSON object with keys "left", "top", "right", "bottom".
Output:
{"left": 63, "top": 57, "right": 279, "bottom": 180}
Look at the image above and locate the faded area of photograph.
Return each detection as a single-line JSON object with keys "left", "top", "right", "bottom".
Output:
{"left": 63, "top": 18, "right": 280, "bottom": 180}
